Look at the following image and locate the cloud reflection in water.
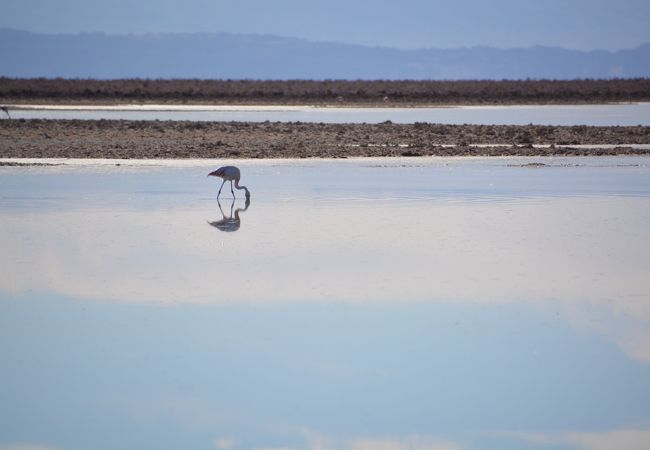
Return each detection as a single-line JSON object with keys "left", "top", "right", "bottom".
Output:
{"left": 1, "top": 193, "right": 648, "bottom": 361}
{"left": 1, "top": 160, "right": 649, "bottom": 450}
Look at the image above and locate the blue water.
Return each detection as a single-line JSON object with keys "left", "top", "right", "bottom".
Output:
{"left": 1, "top": 158, "right": 650, "bottom": 450}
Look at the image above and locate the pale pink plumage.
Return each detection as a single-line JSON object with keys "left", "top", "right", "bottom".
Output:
{"left": 208, "top": 165, "right": 250, "bottom": 199}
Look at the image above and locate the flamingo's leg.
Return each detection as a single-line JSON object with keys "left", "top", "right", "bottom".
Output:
{"left": 230, "top": 180, "right": 235, "bottom": 198}
{"left": 218, "top": 179, "right": 226, "bottom": 198}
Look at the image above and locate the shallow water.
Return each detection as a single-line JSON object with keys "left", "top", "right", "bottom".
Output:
{"left": 1, "top": 157, "right": 650, "bottom": 450}
{"left": 7, "top": 102, "right": 650, "bottom": 125}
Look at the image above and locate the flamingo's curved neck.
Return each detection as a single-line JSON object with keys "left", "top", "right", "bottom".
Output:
{"left": 234, "top": 179, "right": 250, "bottom": 196}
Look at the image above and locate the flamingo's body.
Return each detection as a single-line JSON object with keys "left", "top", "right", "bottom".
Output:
{"left": 208, "top": 166, "right": 250, "bottom": 199}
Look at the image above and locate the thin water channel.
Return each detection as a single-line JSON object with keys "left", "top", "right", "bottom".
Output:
{"left": 6, "top": 102, "right": 650, "bottom": 125}
{"left": 1, "top": 157, "right": 650, "bottom": 450}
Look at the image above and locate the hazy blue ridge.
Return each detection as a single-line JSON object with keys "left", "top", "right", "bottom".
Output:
{"left": 1, "top": 28, "right": 649, "bottom": 79}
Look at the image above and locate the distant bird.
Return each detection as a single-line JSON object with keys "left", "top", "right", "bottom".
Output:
{"left": 0, "top": 106, "right": 9, "bottom": 119}
{"left": 208, "top": 165, "right": 250, "bottom": 199}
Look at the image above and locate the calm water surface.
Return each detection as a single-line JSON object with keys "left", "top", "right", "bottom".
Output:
{"left": 8, "top": 102, "right": 650, "bottom": 125}
{"left": 1, "top": 157, "right": 650, "bottom": 450}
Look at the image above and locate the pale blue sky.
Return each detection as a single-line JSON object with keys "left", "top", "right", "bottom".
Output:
{"left": 1, "top": 0, "right": 649, "bottom": 50}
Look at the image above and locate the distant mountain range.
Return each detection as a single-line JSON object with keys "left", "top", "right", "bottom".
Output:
{"left": 1, "top": 28, "right": 649, "bottom": 80}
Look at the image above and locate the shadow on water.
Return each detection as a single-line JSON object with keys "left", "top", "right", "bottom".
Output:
{"left": 207, "top": 196, "right": 251, "bottom": 232}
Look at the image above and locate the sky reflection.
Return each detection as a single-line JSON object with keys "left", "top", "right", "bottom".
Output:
{"left": 2, "top": 296, "right": 650, "bottom": 450}
{"left": 8, "top": 103, "right": 650, "bottom": 126}
{"left": 1, "top": 158, "right": 649, "bottom": 450}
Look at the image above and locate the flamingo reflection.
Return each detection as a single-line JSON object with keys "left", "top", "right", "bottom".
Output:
{"left": 207, "top": 196, "right": 250, "bottom": 232}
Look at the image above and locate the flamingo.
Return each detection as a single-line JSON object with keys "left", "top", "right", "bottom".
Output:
{"left": 208, "top": 165, "right": 250, "bottom": 199}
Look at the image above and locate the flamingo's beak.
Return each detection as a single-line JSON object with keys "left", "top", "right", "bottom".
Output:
{"left": 207, "top": 171, "right": 217, "bottom": 177}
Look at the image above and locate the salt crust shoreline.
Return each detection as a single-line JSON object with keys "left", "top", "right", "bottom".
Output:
{"left": 2, "top": 118, "right": 649, "bottom": 159}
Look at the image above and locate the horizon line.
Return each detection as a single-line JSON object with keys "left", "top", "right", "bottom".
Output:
{"left": 1, "top": 27, "right": 648, "bottom": 54}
